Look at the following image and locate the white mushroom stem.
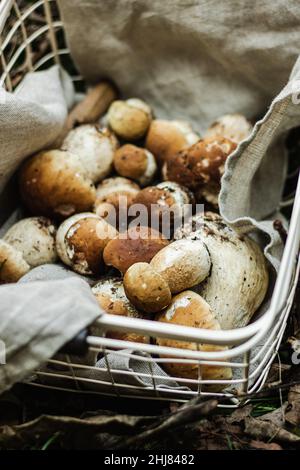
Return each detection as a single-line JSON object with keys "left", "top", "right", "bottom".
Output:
{"left": 4, "top": 217, "right": 57, "bottom": 268}
{"left": 175, "top": 212, "right": 269, "bottom": 329}
{"left": 0, "top": 240, "right": 30, "bottom": 283}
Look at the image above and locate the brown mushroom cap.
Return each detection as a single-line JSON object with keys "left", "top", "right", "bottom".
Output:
{"left": 0, "top": 240, "right": 30, "bottom": 283}
{"left": 165, "top": 137, "right": 236, "bottom": 206}
{"left": 107, "top": 98, "right": 152, "bottom": 140}
{"left": 204, "top": 114, "right": 252, "bottom": 144}
{"left": 94, "top": 176, "right": 140, "bottom": 213}
{"left": 145, "top": 119, "right": 199, "bottom": 167}
{"left": 56, "top": 213, "right": 118, "bottom": 275}
{"left": 92, "top": 277, "right": 149, "bottom": 343}
{"left": 113, "top": 144, "right": 157, "bottom": 186}
{"left": 133, "top": 182, "right": 194, "bottom": 235}
{"left": 156, "top": 291, "right": 232, "bottom": 385}
{"left": 124, "top": 262, "right": 172, "bottom": 313}
{"left": 19, "top": 150, "right": 96, "bottom": 219}
{"left": 103, "top": 226, "right": 169, "bottom": 274}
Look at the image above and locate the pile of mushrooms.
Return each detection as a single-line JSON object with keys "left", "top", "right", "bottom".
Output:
{"left": 1, "top": 81, "right": 270, "bottom": 388}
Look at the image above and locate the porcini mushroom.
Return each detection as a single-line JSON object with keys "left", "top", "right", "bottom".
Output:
{"left": 0, "top": 240, "right": 30, "bottom": 283}
{"left": 19, "top": 150, "right": 96, "bottom": 219}
{"left": 62, "top": 124, "right": 118, "bottom": 183}
{"left": 204, "top": 114, "right": 252, "bottom": 144}
{"left": 123, "top": 262, "right": 172, "bottom": 313}
{"left": 145, "top": 119, "right": 199, "bottom": 166}
{"left": 113, "top": 144, "right": 157, "bottom": 186}
{"left": 92, "top": 277, "right": 149, "bottom": 343}
{"left": 133, "top": 181, "right": 195, "bottom": 236}
{"left": 107, "top": 98, "right": 152, "bottom": 140}
{"left": 175, "top": 212, "right": 269, "bottom": 329}
{"left": 156, "top": 291, "right": 232, "bottom": 385}
{"left": 4, "top": 217, "right": 57, "bottom": 268}
{"left": 150, "top": 239, "right": 211, "bottom": 294}
{"left": 165, "top": 137, "right": 237, "bottom": 206}
{"left": 56, "top": 212, "right": 118, "bottom": 275}
{"left": 103, "top": 226, "right": 169, "bottom": 274}
{"left": 94, "top": 176, "right": 140, "bottom": 218}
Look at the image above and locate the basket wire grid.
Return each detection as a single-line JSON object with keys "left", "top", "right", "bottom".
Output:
{"left": 0, "top": 0, "right": 300, "bottom": 405}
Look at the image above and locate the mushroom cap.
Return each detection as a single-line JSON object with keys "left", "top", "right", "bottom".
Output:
{"left": 0, "top": 240, "right": 30, "bottom": 283}
{"left": 4, "top": 217, "right": 57, "bottom": 268}
{"left": 56, "top": 212, "right": 118, "bottom": 275}
{"left": 92, "top": 277, "right": 149, "bottom": 343}
{"left": 204, "top": 114, "right": 252, "bottom": 144}
{"left": 165, "top": 137, "right": 237, "bottom": 202}
{"left": 175, "top": 212, "right": 269, "bottom": 329}
{"left": 62, "top": 124, "right": 118, "bottom": 183}
{"left": 133, "top": 182, "right": 194, "bottom": 235}
{"left": 19, "top": 150, "right": 96, "bottom": 219}
{"left": 150, "top": 239, "right": 211, "bottom": 294}
{"left": 123, "top": 262, "right": 172, "bottom": 313}
{"left": 155, "top": 291, "right": 232, "bottom": 383}
{"left": 94, "top": 176, "right": 140, "bottom": 226}
{"left": 103, "top": 226, "right": 169, "bottom": 274}
{"left": 145, "top": 119, "right": 199, "bottom": 166}
{"left": 113, "top": 144, "right": 157, "bottom": 186}
{"left": 134, "top": 181, "right": 194, "bottom": 210}
{"left": 95, "top": 176, "right": 140, "bottom": 209}
{"left": 107, "top": 98, "right": 152, "bottom": 140}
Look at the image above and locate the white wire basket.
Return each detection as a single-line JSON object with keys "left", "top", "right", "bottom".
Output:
{"left": 1, "top": 0, "right": 300, "bottom": 406}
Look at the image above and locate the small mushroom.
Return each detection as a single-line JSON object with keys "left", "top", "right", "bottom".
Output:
{"left": 3, "top": 217, "right": 57, "bottom": 268}
{"left": 19, "top": 150, "right": 96, "bottom": 219}
{"left": 107, "top": 98, "right": 152, "bottom": 140}
{"left": 62, "top": 124, "right": 118, "bottom": 183}
{"left": 204, "top": 114, "right": 252, "bottom": 144}
{"left": 175, "top": 212, "right": 269, "bottom": 329}
{"left": 103, "top": 226, "right": 169, "bottom": 274}
{"left": 56, "top": 212, "right": 118, "bottom": 275}
{"left": 145, "top": 119, "right": 199, "bottom": 167}
{"left": 92, "top": 277, "right": 149, "bottom": 343}
{"left": 150, "top": 239, "right": 211, "bottom": 294}
{"left": 0, "top": 240, "right": 30, "bottom": 283}
{"left": 155, "top": 291, "right": 232, "bottom": 385}
{"left": 123, "top": 262, "right": 172, "bottom": 313}
{"left": 165, "top": 137, "right": 236, "bottom": 206}
{"left": 94, "top": 176, "right": 140, "bottom": 227}
{"left": 113, "top": 144, "right": 157, "bottom": 186}
{"left": 133, "top": 181, "right": 195, "bottom": 236}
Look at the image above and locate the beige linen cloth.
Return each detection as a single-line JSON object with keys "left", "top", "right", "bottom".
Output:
{"left": 1, "top": 0, "right": 300, "bottom": 393}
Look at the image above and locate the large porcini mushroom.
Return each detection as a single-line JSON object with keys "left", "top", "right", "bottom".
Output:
{"left": 107, "top": 98, "right": 152, "bottom": 140}
{"left": 56, "top": 212, "right": 118, "bottom": 275}
{"left": 92, "top": 277, "right": 149, "bottom": 343}
{"left": 204, "top": 114, "right": 252, "bottom": 144}
{"left": 145, "top": 119, "right": 199, "bottom": 167}
{"left": 113, "top": 144, "right": 157, "bottom": 186}
{"left": 19, "top": 150, "right": 96, "bottom": 219}
{"left": 62, "top": 124, "right": 118, "bottom": 183}
{"left": 155, "top": 291, "right": 232, "bottom": 385}
{"left": 4, "top": 217, "right": 57, "bottom": 268}
{"left": 175, "top": 212, "right": 269, "bottom": 329}
{"left": 165, "top": 137, "right": 236, "bottom": 206}
{"left": 0, "top": 240, "right": 30, "bottom": 283}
